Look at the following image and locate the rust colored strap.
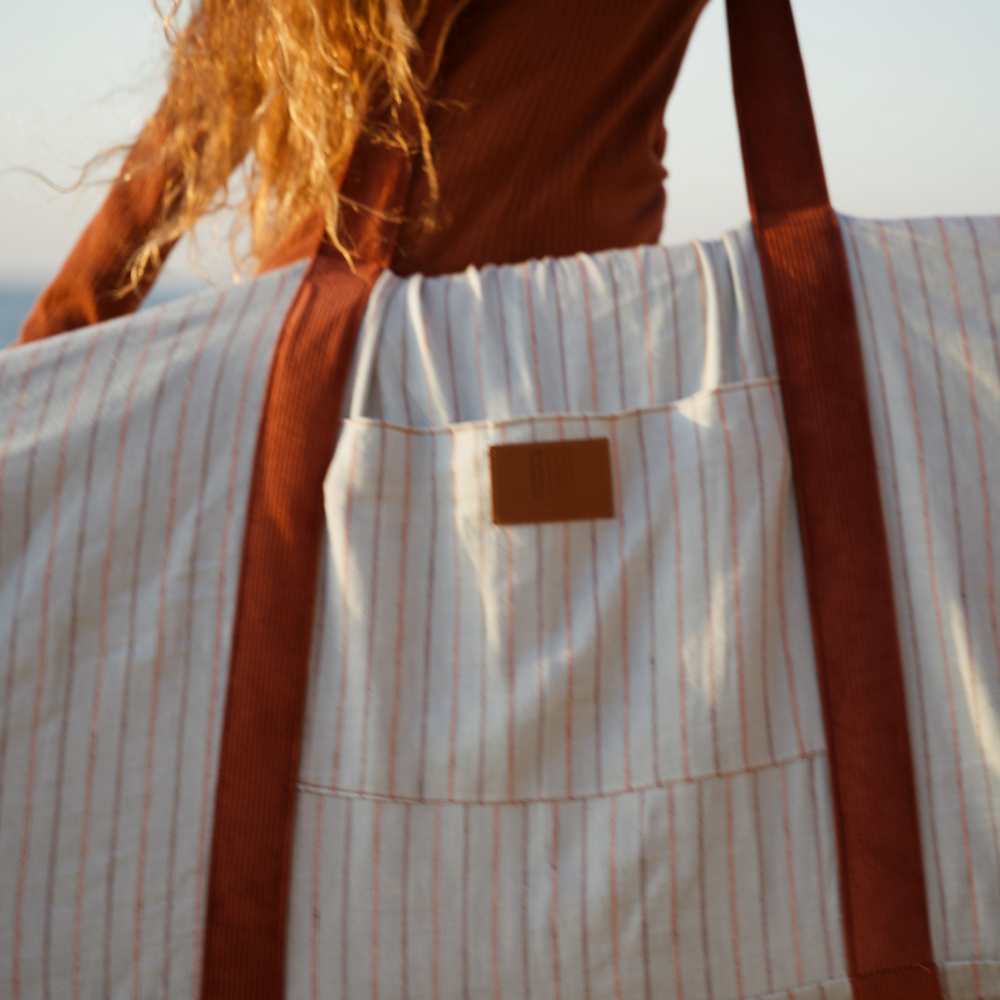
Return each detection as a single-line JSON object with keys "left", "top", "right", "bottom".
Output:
{"left": 726, "top": 0, "right": 941, "bottom": 996}
{"left": 200, "top": 3, "right": 454, "bottom": 998}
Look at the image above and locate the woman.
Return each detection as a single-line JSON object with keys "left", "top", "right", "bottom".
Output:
{"left": 5, "top": 2, "right": 995, "bottom": 999}
{"left": 18, "top": 0, "right": 708, "bottom": 341}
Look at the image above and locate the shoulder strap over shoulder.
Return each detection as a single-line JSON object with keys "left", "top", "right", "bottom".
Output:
{"left": 727, "top": 1, "right": 941, "bottom": 996}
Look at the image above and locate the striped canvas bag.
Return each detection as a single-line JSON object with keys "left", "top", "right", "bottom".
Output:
{"left": 1, "top": 1, "right": 999, "bottom": 999}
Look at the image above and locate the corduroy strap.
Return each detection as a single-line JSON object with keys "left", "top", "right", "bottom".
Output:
{"left": 200, "top": 4, "right": 454, "bottom": 998}
{"left": 726, "top": 0, "right": 941, "bottom": 997}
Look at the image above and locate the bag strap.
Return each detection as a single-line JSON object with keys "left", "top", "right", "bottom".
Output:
{"left": 199, "top": 5, "right": 454, "bottom": 998}
{"left": 726, "top": 1, "right": 941, "bottom": 996}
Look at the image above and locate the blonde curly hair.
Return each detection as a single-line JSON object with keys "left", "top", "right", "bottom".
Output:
{"left": 124, "top": 0, "right": 466, "bottom": 285}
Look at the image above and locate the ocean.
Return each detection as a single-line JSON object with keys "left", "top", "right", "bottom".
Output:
{"left": 0, "top": 282, "right": 206, "bottom": 349}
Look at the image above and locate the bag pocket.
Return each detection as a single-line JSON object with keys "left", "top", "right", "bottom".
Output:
{"left": 298, "top": 378, "right": 825, "bottom": 805}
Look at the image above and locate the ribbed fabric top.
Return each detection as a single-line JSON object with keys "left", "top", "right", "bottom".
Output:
{"left": 389, "top": 0, "right": 708, "bottom": 275}
{"left": 19, "top": 0, "right": 707, "bottom": 341}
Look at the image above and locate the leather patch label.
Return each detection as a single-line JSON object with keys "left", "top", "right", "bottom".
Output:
{"left": 489, "top": 438, "right": 615, "bottom": 525}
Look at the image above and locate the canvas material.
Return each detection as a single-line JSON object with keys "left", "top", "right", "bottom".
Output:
{"left": 0, "top": 263, "right": 306, "bottom": 1000}
{"left": 0, "top": 216, "right": 999, "bottom": 998}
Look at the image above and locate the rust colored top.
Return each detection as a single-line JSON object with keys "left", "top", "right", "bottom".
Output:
{"left": 19, "top": 0, "right": 707, "bottom": 342}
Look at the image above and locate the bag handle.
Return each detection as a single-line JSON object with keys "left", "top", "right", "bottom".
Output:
{"left": 727, "top": 2, "right": 941, "bottom": 996}
{"left": 199, "top": 6, "right": 455, "bottom": 1000}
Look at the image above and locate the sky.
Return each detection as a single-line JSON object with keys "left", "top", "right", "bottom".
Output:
{"left": 1, "top": 0, "right": 998, "bottom": 292}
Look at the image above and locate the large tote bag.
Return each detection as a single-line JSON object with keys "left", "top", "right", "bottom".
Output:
{"left": 1, "top": 1, "right": 998, "bottom": 998}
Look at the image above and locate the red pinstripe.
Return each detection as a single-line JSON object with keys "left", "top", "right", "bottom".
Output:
{"left": 668, "top": 785, "right": 685, "bottom": 1000}
{"left": 400, "top": 802, "right": 412, "bottom": 1000}
{"left": 716, "top": 392, "right": 751, "bottom": 770}
{"left": 475, "top": 427, "right": 489, "bottom": 800}
{"left": 665, "top": 408, "right": 691, "bottom": 780}
{"left": 157, "top": 296, "right": 224, "bottom": 996}
{"left": 311, "top": 797, "right": 324, "bottom": 1000}
{"left": 501, "top": 429, "right": 517, "bottom": 802}
{"left": 461, "top": 805, "right": 471, "bottom": 1000}
{"left": 631, "top": 248, "right": 654, "bottom": 406}
{"left": 388, "top": 426, "right": 413, "bottom": 800}
{"left": 609, "top": 256, "right": 627, "bottom": 410}
{"left": 473, "top": 281, "right": 486, "bottom": 417}
{"left": 417, "top": 427, "right": 440, "bottom": 797}
{"left": 446, "top": 430, "right": 463, "bottom": 802}
{"left": 400, "top": 306, "right": 414, "bottom": 423}
{"left": 524, "top": 264, "right": 544, "bottom": 413}
{"left": 11, "top": 338, "right": 70, "bottom": 1000}
{"left": 521, "top": 806, "right": 533, "bottom": 1000}
{"left": 331, "top": 425, "right": 361, "bottom": 788}
{"left": 550, "top": 261, "right": 570, "bottom": 410}
{"left": 495, "top": 270, "right": 513, "bottom": 415}
{"left": 608, "top": 797, "right": 624, "bottom": 1000}
{"left": 725, "top": 776, "right": 746, "bottom": 999}
{"left": 768, "top": 390, "right": 804, "bottom": 759}
{"left": 583, "top": 415, "right": 605, "bottom": 795}
{"left": 70, "top": 321, "right": 131, "bottom": 1000}
{"left": 744, "top": 384, "right": 777, "bottom": 764}
{"left": 550, "top": 803, "right": 562, "bottom": 1000}
{"left": 780, "top": 764, "right": 804, "bottom": 985}
{"left": 359, "top": 422, "right": 389, "bottom": 792}
{"left": 340, "top": 799, "right": 354, "bottom": 1000}
{"left": 694, "top": 419, "right": 722, "bottom": 776}
{"left": 432, "top": 802, "right": 443, "bottom": 1000}
{"left": 806, "top": 756, "right": 834, "bottom": 979}
{"left": 491, "top": 805, "right": 502, "bottom": 1000}
{"left": 444, "top": 279, "right": 461, "bottom": 421}
{"left": 879, "top": 220, "right": 983, "bottom": 976}
{"left": 847, "top": 222, "right": 949, "bottom": 957}
{"left": 132, "top": 303, "right": 195, "bottom": 1000}
{"left": 529, "top": 419, "right": 547, "bottom": 800}
{"left": 577, "top": 257, "right": 599, "bottom": 411}
{"left": 635, "top": 412, "right": 662, "bottom": 784}
{"left": 39, "top": 331, "right": 101, "bottom": 1000}
{"left": 558, "top": 416, "right": 575, "bottom": 800}
{"left": 697, "top": 784, "right": 715, "bottom": 1000}
{"left": 663, "top": 247, "right": 682, "bottom": 401}
{"left": 306, "top": 579, "right": 329, "bottom": 1000}
{"left": 694, "top": 241, "right": 709, "bottom": 372}
{"left": 580, "top": 800, "right": 594, "bottom": 1000}
{"left": 609, "top": 423, "right": 633, "bottom": 791}
{"left": 637, "top": 792, "right": 653, "bottom": 1000}
{"left": 327, "top": 280, "right": 398, "bottom": 798}
{"left": 193, "top": 274, "right": 287, "bottom": 998}
{"left": 371, "top": 801, "right": 383, "bottom": 1000}
{"left": 751, "top": 771, "right": 775, "bottom": 994}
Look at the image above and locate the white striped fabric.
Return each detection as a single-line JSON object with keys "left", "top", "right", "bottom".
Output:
{"left": 846, "top": 217, "right": 1000, "bottom": 1000}
{"left": 290, "top": 218, "right": 1000, "bottom": 1000}
{"left": 0, "top": 262, "right": 306, "bottom": 1000}
{"left": 1, "top": 216, "right": 999, "bottom": 1000}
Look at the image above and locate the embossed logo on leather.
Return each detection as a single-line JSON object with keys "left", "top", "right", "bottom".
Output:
{"left": 489, "top": 438, "right": 615, "bottom": 525}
